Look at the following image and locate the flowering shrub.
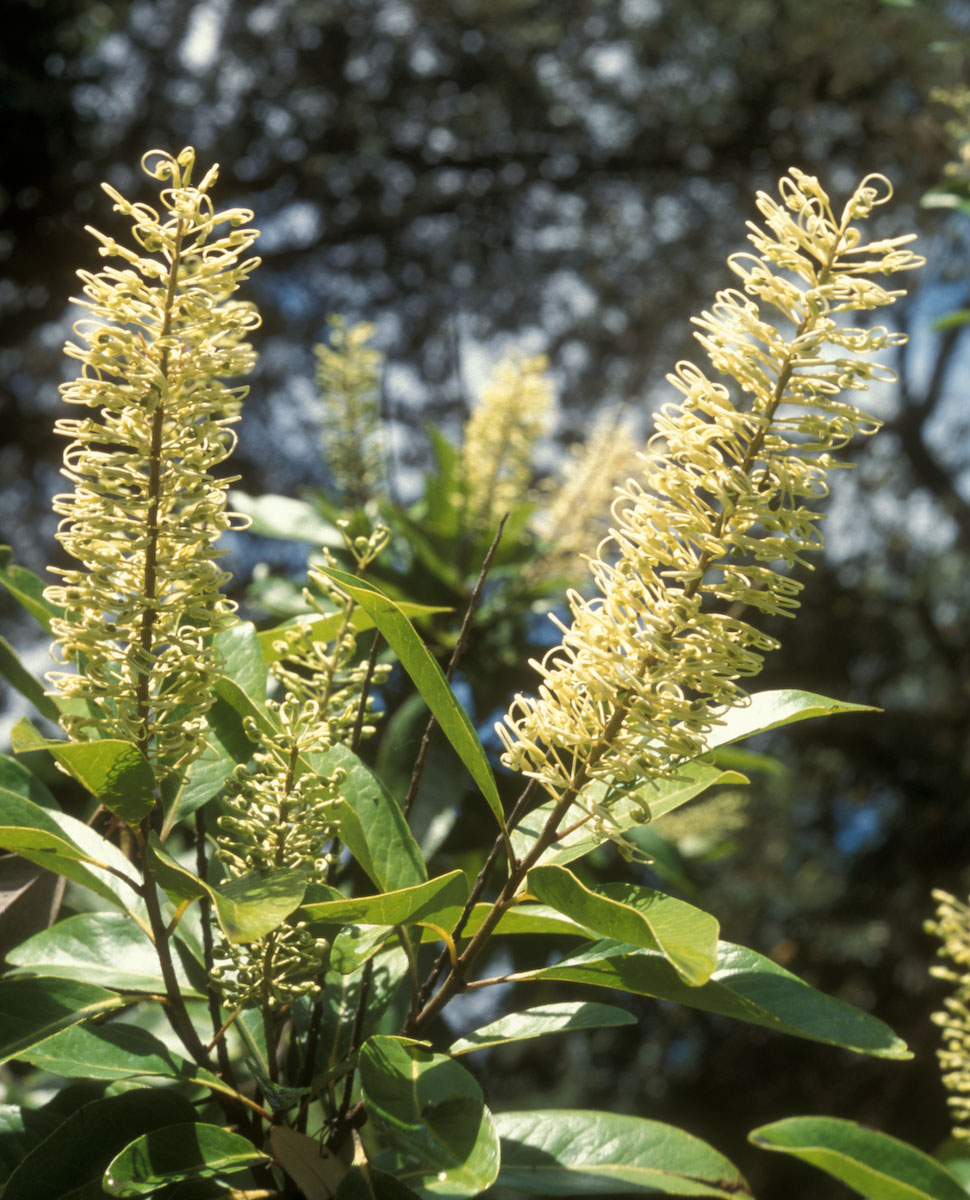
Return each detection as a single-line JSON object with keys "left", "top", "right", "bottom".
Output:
{"left": 2, "top": 147, "right": 962, "bottom": 1200}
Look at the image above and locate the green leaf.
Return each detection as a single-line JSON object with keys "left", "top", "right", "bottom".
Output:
{"left": 1, "top": 1089, "right": 198, "bottom": 1200}
{"left": 335, "top": 1165, "right": 423, "bottom": 1199}
{"left": 161, "top": 695, "right": 256, "bottom": 835}
{"left": 358, "top": 1035, "right": 501, "bottom": 1197}
{"left": 17, "top": 1018, "right": 191, "bottom": 1081}
{"left": 0, "top": 754, "right": 57, "bottom": 808}
{"left": 0, "top": 1105, "right": 63, "bottom": 1186}
{"left": 417, "top": 903, "right": 594, "bottom": 944}
{"left": 319, "top": 566, "right": 505, "bottom": 832}
{"left": 104, "top": 1123, "right": 269, "bottom": 1196}
{"left": 146, "top": 833, "right": 306, "bottom": 943}
{"left": 301, "top": 870, "right": 468, "bottom": 928}
{"left": 526, "top": 939, "right": 911, "bottom": 1059}
{"left": 702, "top": 689, "right": 877, "bottom": 751}
{"left": 0, "top": 976, "right": 128, "bottom": 1064}
{"left": 528, "top": 864, "right": 718, "bottom": 986}
{"left": 511, "top": 762, "right": 746, "bottom": 869}
{"left": 11, "top": 718, "right": 155, "bottom": 823}
{"left": 494, "top": 1109, "right": 751, "bottom": 1196}
{"left": 448, "top": 1001, "right": 636, "bottom": 1056}
{"left": 229, "top": 489, "right": 344, "bottom": 544}
{"left": 0, "top": 790, "right": 141, "bottom": 911}
{"left": 259, "top": 601, "right": 451, "bottom": 666}
{"left": 211, "top": 675, "right": 280, "bottom": 739}
{"left": 0, "top": 546, "right": 63, "bottom": 632}
{"left": 311, "top": 744, "right": 426, "bottom": 891}
{"left": 0, "top": 635, "right": 60, "bottom": 721}
{"left": 213, "top": 619, "right": 267, "bottom": 703}
{"left": 6, "top": 911, "right": 202, "bottom": 995}
{"left": 749, "top": 1117, "right": 968, "bottom": 1200}
{"left": 331, "top": 923, "right": 395, "bottom": 975}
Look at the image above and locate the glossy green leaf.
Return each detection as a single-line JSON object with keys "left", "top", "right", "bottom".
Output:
{"left": 511, "top": 762, "right": 746, "bottom": 869}
{"left": 229, "top": 489, "right": 344, "bottom": 544}
{"left": 17, "top": 1018, "right": 191, "bottom": 1081}
{"left": 702, "top": 689, "right": 877, "bottom": 751}
{"left": 213, "top": 619, "right": 267, "bottom": 702}
{"left": 302, "top": 870, "right": 467, "bottom": 928}
{"left": 448, "top": 1001, "right": 636, "bottom": 1056}
{"left": 0, "top": 546, "right": 63, "bottom": 632}
{"left": 0, "top": 1105, "right": 63, "bottom": 1185}
{"left": 0, "top": 754, "right": 57, "bottom": 808}
{"left": 147, "top": 833, "right": 306, "bottom": 942}
{"left": 749, "top": 1117, "right": 968, "bottom": 1200}
{"left": 358, "top": 1035, "right": 500, "bottom": 1197}
{"left": 331, "top": 923, "right": 395, "bottom": 975}
{"left": 6, "top": 911, "right": 202, "bottom": 995}
{"left": 259, "top": 601, "right": 451, "bottom": 665}
{"left": 320, "top": 566, "right": 505, "bottom": 833}
{"left": 335, "top": 1164, "right": 423, "bottom": 1199}
{"left": 0, "top": 790, "right": 141, "bottom": 911}
{"left": 11, "top": 719, "right": 155, "bottom": 822}
{"left": 310, "top": 743, "right": 426, "bottom": 891}
{"left": 526, "top": 939, "right": 911, "bottom": 1058}
{"left": 0, "top": 976, "right": 128, "bottom": 1064}
{"left": 160, "top": 695, "right": 256, "bottom": 835}
{"left": 529, "top": 864, "right": 718, "bottom": 986}
{"left": 494, "top": 1109, "right": 751, "bottom": 1196}
{"left": 311, "top": 945, "right": 411, "bottom": 1080}
{"left": 0, "top": 636, "right": 60, "bottom": 721}
{"left": 417, "top": 903, "right": 593, "bottom": 944}
{"left": 104, "top": 1122, "right": 269, "bottom": 1195}
{"left": 1, "top": 1088, "right": 198, "bottom": 1200}
{"left": 211, "top": 674, "right": 280, "bottom": 738}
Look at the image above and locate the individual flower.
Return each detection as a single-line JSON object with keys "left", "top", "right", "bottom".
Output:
{"left": 497, "top": 170, "right": 922, "bottom": 824}
{"left": 927, "top": 889, "right": 970, "bottom": 1139}
{"left": 45, "top": 147, "right": 260, "bottom": 780}
{"left": 315, "top": 316, "right": 384, "bottom": 507}
{"left": 461, "top": 350, "right": 554, "bottom": 539}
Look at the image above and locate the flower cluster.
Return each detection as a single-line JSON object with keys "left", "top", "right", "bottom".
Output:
{"left": 45, "top": 147, "right": 260, "bottom": 779}
{"left": 213, "top": 525, "right": 390, "bottom": 1006}
{"left": 498, "top": 171, "right": 922, "bottom": 813}
{"left": 315, "top": 316, "right": 384, "bottom": 507}
{"left": 927, "top": 889, "right": 970, "bottom": 1139}
{"left": 461, "top": 350, "right": 554, "bottom": 539}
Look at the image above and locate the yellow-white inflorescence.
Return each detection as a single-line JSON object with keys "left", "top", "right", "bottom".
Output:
{"left": 314, "top": 316, "right": 384, "bottom": 507}
{"left": 46, "top": 147, "right": 260, "bottom": 779}
{"left": 497, "top": 170, "right": 922, "bottom": 815}
{"left": 927, "top": 889, "right": 970, "bottom": 1139}
{"left": 461, "top": 350, "right": 554, "bottom": 538}
{"left": 213, "top": 526, "right": 391, "bottom": 1006}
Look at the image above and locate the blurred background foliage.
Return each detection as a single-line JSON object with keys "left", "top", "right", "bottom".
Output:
{"left": 4, "top": 0, "right": 970, "bottom": 1195}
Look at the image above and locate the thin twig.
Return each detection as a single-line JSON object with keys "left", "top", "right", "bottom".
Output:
{"left": 402, "top": 514, "right": 507, "bottom": 819}
{"left": 416, "top": 778, "right": 537, "bottom": 1007}
{"left": 196, "top": 806, "right": 234, "bottom": 1084}
{"left": 350, "top": 629, "right": 382, "bottom": 754}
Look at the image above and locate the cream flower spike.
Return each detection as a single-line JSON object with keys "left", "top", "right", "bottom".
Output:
{"left": 497, "top": 170, "right": 922, "bottom": 823}
{"left": 927, "top": 889, "right": 970, "bottom": 1139}
{"left": 46, "top": 147, "right": 260, "bottom": 779}
{"left": 462, "top": 350, "right": 554, "bottom": 537}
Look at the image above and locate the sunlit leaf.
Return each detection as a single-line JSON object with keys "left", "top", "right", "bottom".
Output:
{"left": 103, "top": 1122, "right": 269, "bottom": 1195}
{"left": 448, "top": 1001, "right": 636, "bottom": 1056}
{"left": 749, "top": 1117, "right": 968, "bottom": 1200}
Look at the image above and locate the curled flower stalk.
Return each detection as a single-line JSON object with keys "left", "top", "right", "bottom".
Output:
{"left": 45, "top": 147, "right": 260, "bottom": 780}
{"left": 497, "top": 171, "right": 922, "bottom": 823}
